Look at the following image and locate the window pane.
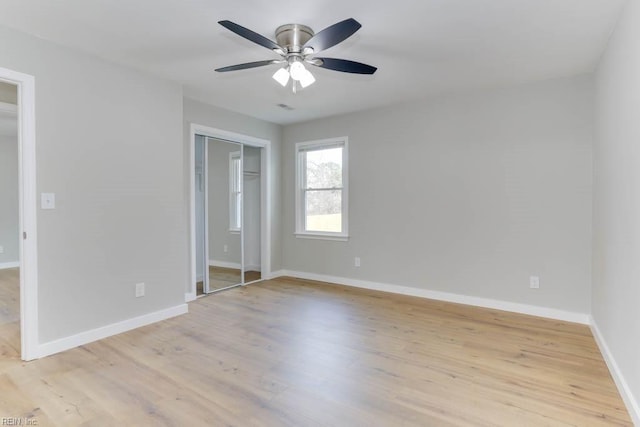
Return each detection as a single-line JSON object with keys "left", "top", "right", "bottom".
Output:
{"left": 230, "top": 156, "right": 242, "bottom": 230}
{"left": 305, "top": 147, "right": 342, "bottom": 189}
{"left": 234, "top": 193, "right": 241, "bottom": 229}
{"left": 234, "top": 158, "right": 241, "bottom": 192}
{"left": 305, "top": 189, "right": 342, "bottom": 233}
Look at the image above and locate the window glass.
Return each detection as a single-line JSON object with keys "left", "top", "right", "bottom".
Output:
{"left": 295, "top": 138, "right": 348, "bottom": 239}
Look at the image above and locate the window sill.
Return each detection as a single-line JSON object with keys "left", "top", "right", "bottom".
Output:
{"left": 229, "top": 229, "right": 240, "bottom": 235}
{"left": 295, "top": 232, "right": 349, "bottom": 242}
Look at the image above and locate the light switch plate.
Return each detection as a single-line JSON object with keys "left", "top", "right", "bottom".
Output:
{"left": 41, "top": 193, "right": 55, "bottom": 209}
{"left": 530, "top": 276, "right": 540, "bottom": 289}
{"left": 135, "top": 282, "right": 145, "bottom": 298}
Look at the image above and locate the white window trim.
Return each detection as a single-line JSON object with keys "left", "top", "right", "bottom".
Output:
{"left": 295, "top": 136, "right": 349, "bottom": 241}
{"left": 229, "top": 151, "right": 242, "bottom": 232}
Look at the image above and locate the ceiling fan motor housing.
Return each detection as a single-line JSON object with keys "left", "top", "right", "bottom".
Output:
{"left": 275, "top": 24, "right": 314, "bottom": 53}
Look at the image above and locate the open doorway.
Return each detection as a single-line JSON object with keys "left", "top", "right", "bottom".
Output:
{"left": 0, "top": 66, "right": 38, "bottom": 361}
{"left": 242, "top": 145, "right": 262, "bottom": 284}
{"left": 0, "top": 82, "right": 19, "bottom": 359}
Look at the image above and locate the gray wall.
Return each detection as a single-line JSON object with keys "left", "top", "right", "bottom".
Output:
{"left": 282, "top": 75, "right": 593, "bottom": 314}
{"left": 0, "top": 133, "right": 18, "bottom": 265}
{"left": 207, "top": 139, "right": 242, "bottom": 266}
{"left": 593, "top": 0, "right": 640, "bottom": 420}
{"left": 0, "top": 81, "right": 17, "bottom": 104}
{"left": 0, "top": 24, "right": 186, "bottom": 343}
{"left": 183, "top": 97, "right": 283, "bottom": 279}
{"left": 0, "top": 83, "right": 18, "bottom": 265}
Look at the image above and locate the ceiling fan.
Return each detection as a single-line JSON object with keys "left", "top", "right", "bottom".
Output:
{"left": 215, "top": 18, "right": 377, "bottom": 93}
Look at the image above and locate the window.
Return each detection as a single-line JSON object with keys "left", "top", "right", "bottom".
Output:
{"left": 295, "top": 137, "right": 348, "bottom": 240}
{"left": 229, "top": 151, "right": 242, "bottom": 231}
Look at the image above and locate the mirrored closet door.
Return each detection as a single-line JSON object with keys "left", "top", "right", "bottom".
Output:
{"left": 205, "top": 138, "right": 243, "bottom": 293}
{"left": 195, "top": 135, "right": 264, "bottom": 296}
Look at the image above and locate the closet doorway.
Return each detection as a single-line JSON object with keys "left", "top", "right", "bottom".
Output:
{"left": 189, "top": 124, "right": 271, "bottom": 300}
{"left": 0, "top": 82, "right": 20, "bottom": 359}
{"left": 0, "top": 67, "right": 37, "bottom": 360}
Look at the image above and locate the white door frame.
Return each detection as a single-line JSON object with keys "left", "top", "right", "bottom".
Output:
{"left": 0, "top": 67, "right": 38, "bottom": 361}
{"left": 187, "top": 123, "right": 271, "bottom": 301}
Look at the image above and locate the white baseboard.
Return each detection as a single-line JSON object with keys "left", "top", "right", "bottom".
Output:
{"left": 274, "top": 270, "right": 590, "bottom": 325}
{"left": 590, "top": 317, "right": 640, "bottom": 425}
{"left": 0, "top": 261, "right": 19, "bottom": 270}
{"left": 209, "top": 259, "right": 241, "bottom": 269}
{"left": 37, "top": 304, "right": 188, "bottom": 359}
{"left": 266, "top": 269, "right": 286, "bottom": 280}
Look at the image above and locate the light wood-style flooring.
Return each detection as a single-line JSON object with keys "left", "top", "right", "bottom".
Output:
{"left": 0, "top": 267, "right": 19, "bottom": 360}
{"left": 0, "top": 270, "right": 632, "bottom": 426}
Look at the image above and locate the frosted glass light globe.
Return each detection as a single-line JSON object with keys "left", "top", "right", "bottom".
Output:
{"left": 299, "top": 69, "right": 316, "bottom": 88}
{"left": 289, "top": 61, "right": 306, "bottom": 81}
{"left": 272, "top": 67, "right": 290, "bottom": 86}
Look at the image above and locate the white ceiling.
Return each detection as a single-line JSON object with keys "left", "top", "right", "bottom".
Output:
{"left": 0, "top": 0, "right": 627, "bottom": 124}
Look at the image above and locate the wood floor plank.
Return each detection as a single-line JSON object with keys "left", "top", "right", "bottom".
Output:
{"left": 0, "top": 269, "right": 633, "bottom": 426}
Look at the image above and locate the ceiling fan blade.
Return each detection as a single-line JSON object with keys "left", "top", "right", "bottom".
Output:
{"left": 215, "top": 60, "right": 279, "bottom": 72}
{"left": 303, "top": 18, "right": 362, "bottom": 52}
{"left": 312, "top": 58, "right": 377, "bottom": 74}
{"left": 218, "top": 20, "right": 283, "bottom": 52}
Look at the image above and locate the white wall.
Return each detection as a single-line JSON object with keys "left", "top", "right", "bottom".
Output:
{"left": 0, "top": 133, "right": 18, "bottom": 265}
{"left": 0, "top": 24, "right": 186, "bottom": 343}
{"left": 183, "top": 97, "right": 283, "bottom": 280}
{"left": 283, "top": 75, "right": 593, "bottom": 315}
{"left": 593, "top": 0, "right": 640, "bottom": 422}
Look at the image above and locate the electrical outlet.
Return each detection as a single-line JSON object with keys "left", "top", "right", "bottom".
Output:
{"left": 354, "top": 257, "right": 361, "bottom": 267}
{"left": 529, "top": 276, "right": 540, "bottom": 289}
{"left": 223, "top": 245, "right": 228, "bottom": 253}
{"left": 135, "top": 282, "right": 145, "bottom": 298}
{"left": 41, "top": 193, "right": 56, "bottom": 209}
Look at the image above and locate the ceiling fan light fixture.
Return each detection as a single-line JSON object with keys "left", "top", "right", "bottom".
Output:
{"left": 289, "top": 60, "right": 306, "bottom": 81}
{"left": 216, "top": 19, "right": 376, "bottom": 93}
{"left": 299, "top": 68, "right": 316, "bottom": 88}
{"left": 272, "top": 67, "right": 290, "bottom": 86}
